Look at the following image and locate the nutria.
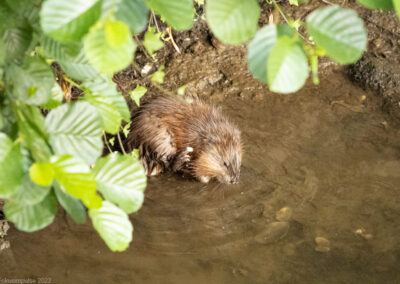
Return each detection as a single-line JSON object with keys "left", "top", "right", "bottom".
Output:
{"left": 125, "top": 96, "right": 242, "bottom": 184}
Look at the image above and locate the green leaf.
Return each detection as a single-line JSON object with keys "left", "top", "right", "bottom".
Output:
{"left": 357, "top": 0, "right": 393, "bottom": 10}
{"left": 85, "top": 93, "right": 122, "bottom": 134}
{"left": 143, "top": 27, "right": 164, "bottom": 56}
{"left": 4, "top": 191, "right": 57, "bottom": 232}
{"left": 177, "top": 85, "right": 187, "bottom": 96}
{"left": 45, "top": 102, "right": 103, "bottom": 165}
{"left": 147, "top": 0, "right": 194, "bottom": 30}
{"left": 129, "top": 86, "right": 147, "bottom": 106}
{"left": 0, "top": 132, "right": 13, "bottom": 161}
{"left": 29, "top": 162, "right": 55, "bottom": 186}
{"left": 51, "top": 155, "right": 102, "bottom": 209}
{"left": 59, "top": 48, "right": 99, "bottom": 81}
{"left": 84, "top": 20, "right": 136, "bottom": 75}
{"left": 206, "top": 0, "right": 260, "bottom": 45}
{"left": 41, "top": 34, "right": 81, "bottom": 62}
{"left": 247, "top": 24, "right": 295, "bottom": 83}
{"left": 0, "top": 142, "right": 24, "bottom": 198}
{"left": 267, "top": 37, "right": 309, "bottom": 94}
{"left": 41, "top": 83, "right": 64, "bottom": 110}
{"left": 54, "top": 183, "right": 86, "bottom": 224}
{"left": 306, "top": 5, "right": 367, "bottom": 64}
{"left": 394, "top": 0, "right": 400, "bottom": 20}
{"left": 40, "top": 0, "right": 102, "bottom": 42}
{"left": 83, "top": 76, "right": 130, "bottom": 121}
{"left": 89, "top": 201, "right": 133, "bottom": 251}
{"left": 6, "top": 57, "right": 55, "bottom": 105}
{"left": 93, "top": 152, "right": 146, "bottom": 214}
{"left": 14, "top": 104, "right": 52, "bottom": 162}
{"left": 115, "top": 0, "right": 149, "bottom": 35}
{"left": 2, "top": 26, "right": 32, "bottom": 62}
{"left": 289, "top": 0, "right": 299, "bottom": 6}
{"left": 151, "top": 65, "right": 165, "bottom": 83}
{"left": 105, "top": 21, "right": 131, "bottom": 47}
{"left": 9, "top": 174, "right": 51, "bottom": 206}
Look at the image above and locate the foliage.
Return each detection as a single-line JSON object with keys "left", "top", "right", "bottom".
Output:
{"left": 0, "top": 0, "right": 396, "bottom": 251}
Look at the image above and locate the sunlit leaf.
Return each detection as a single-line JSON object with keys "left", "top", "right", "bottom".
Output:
{"left": 59, "top": 48, "right": 98, "bottom": 81}
{"left": 83, "top": 76, "right": 130, "bottom": 121}
{"left": 206, "top": 0, "right": 260, "bottom": 45}
{"left": 147, "top": 0, "right": 194, "bottom": 30}
{"left": 89, "top": 201, "right": 133, "bottom": 251}
{"left": 129, "top": 85, "right": 147, "bottom": 106}
{"left": 93, "top": 152, "right": 146, "bottom": 214}
{"left": 2, "top": 26, "right": 32, "bottom": 62}
{"left": 51, "top": 155, "right": 102, "bottom": 209}
{"left": 143, "top": 27, "right": 164, "bottom": 56}
{"left": 29, "top": 162, "right": 55, "bottom": 186}
{"left": 45, "top": 102, "right": 103, "bottom": 165}
{"left": 267, "top": 36, "right": 309, "bottom": 94}
{"left": 306, "top": 5, "right": 367, "bottom": 64}
{"left": 151, "top": 65, "right": 165, "bottom": 83}
{"left": 84, "top": 20, "right": 136, "bottom": 75}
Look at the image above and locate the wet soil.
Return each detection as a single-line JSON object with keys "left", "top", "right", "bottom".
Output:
{"left": 2, "top": 2, "right": 400, "bottom": 283}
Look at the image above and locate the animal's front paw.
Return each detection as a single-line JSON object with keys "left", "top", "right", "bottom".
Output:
{"left": 199, "top": 176, "right": 210, "bottom": 183}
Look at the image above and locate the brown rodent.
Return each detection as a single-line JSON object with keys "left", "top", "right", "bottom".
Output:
{"left": 125, "top": 96, "right": 242, "bottom": 184}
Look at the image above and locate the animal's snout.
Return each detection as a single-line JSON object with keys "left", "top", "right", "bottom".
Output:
{"left": 230, "top": 176, "right": 239, "bottom": 184}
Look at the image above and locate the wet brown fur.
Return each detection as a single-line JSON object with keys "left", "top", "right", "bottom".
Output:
{"left": 125, "top": 96, "right": 242, "bottom": 184}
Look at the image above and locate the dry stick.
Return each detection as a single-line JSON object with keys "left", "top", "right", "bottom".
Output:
{"left": 134, "top": 35, "right": 152, "bottom": 59}
{"left": 103, "top": 131, "right": 113, "bottom": 153}
{"left": 167, "top": 26, "right": 181, "bottom": 54}
{"left": 117, "top": 132, "right": 126, "bottom": 155}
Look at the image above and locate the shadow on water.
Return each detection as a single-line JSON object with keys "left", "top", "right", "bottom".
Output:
{"left": 2, "top": 65, "right": 400, "bottom": 283}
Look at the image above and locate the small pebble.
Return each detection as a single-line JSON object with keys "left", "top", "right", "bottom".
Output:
{"left": 276, "top": 207, "right": 292, "bottom": 221}
{"left": 315, "top": 237, "right": 330, "bottom": 252}
{"left": 354, "top": 228, "right": 373, "bottom": 240}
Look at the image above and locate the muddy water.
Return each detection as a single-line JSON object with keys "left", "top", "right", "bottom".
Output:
{"left": 3, "top": 61, "right": 400, "bottom": 282}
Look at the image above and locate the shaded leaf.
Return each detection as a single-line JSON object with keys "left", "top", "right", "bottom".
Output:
{"left": 115, "top": 0, "right": 149, "bottom": 35}
{"left": 54, "top": 183, "right": 86, "bottom": 224}
{"left": 40, "top": 0, "right": 102, "bottom": 42}
{"left": 4, "top": 191, "right": 57, "bottom": 232}
{"left": 357, "top": 0, "right": 393, "bottom": 10}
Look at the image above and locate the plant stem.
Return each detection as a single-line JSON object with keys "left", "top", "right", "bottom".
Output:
{"left": 103, "top": 131, "right": 112, "bottom": 153}
{"left": 117, "top": 132, "right": 126, "bottom": 155}
{"left": 152, "top": 11, "right": 161, "bottom": 33}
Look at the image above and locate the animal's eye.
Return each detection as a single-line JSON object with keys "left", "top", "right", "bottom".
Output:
{"left": 223, "top": 162, "right": 228, "bottom": 167}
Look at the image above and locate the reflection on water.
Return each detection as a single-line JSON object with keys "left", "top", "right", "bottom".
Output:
{"left": 2, "top": 71, "right": 400, "bottom": 283}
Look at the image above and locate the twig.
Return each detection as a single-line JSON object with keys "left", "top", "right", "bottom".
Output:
{"left": 167, "top": 26, "right": 181, "bottom": 54}
{"left": 152, "top": 11, "right": 160, "bottom": 33}
{"left": 103, "top": 131, "right": 112, "bottom": 153}
{"left": 134, "top": 35, "right": 152, "bottom": 59}
{"left": 117, "top": 132, "right": 126, "bottom": 155}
